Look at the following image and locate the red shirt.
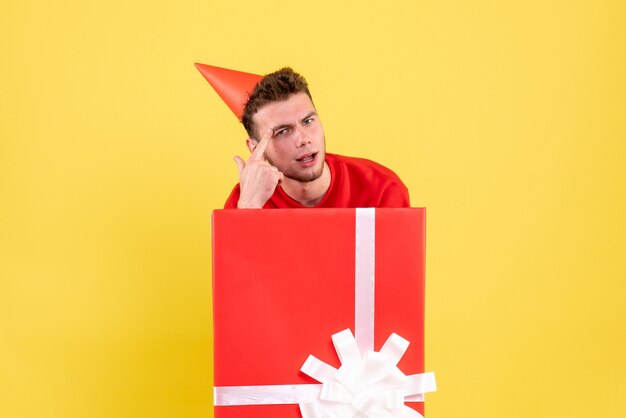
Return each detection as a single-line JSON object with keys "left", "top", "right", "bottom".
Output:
{"left": 224, "top": 153, "right": 410, "bottom": 208}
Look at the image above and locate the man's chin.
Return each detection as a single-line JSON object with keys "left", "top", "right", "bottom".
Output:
{"left": 284, "top": 169, "right": 324, "bottom": 183}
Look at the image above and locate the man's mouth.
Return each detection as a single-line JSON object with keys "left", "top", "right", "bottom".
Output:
{"left": 296, "top": 152, "right": 317, "bottom": 163}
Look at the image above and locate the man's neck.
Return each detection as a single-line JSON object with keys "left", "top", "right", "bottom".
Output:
{"left": 280, "top": 162, "right": 331, "bottom": 207}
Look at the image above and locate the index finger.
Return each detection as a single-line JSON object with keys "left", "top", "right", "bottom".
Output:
{"left": 250, "top": 128, "right": 273, "bottom": 161}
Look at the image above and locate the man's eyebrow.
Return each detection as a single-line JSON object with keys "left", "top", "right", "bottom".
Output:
{"left": 302, "top": 111, "right": 318, "bottom": 121}
{"left": 271, "top": 112, "right": 318, "bottom": 133}
{"left": 271, "top": 122, "right": 293, "bottom": 132}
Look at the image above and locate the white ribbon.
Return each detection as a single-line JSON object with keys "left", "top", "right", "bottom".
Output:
{"left": 355, "top": 207, "right": 376, "bottom": 355}
{"left": 299, "top": 329, "right": 436, "bottom": 418}
{"left": 214, "top": 384, "right": 322, "bottom": 405}
{"left": 213, "top": 208, "right": 436, "bottom": 417}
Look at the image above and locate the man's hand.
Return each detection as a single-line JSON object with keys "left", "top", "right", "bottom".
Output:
{"left": 233, "top": 129, "right": 284, "bottom": 208}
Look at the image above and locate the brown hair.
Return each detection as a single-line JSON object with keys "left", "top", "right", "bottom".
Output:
{"left": 242, "top": 67, "right": 313, "bottom": 138}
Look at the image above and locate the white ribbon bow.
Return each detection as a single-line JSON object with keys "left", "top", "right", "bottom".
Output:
{"left": 300, "top": 329, "right": 436, "bottom": 418}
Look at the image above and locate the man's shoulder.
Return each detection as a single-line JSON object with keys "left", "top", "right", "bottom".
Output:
{"left": 223, "top": 183, "right": 241, "bottom": 209}
{"left": 326, "top": 153, "right": 404, "bottom": 181}
{"left": 325, "top": 153, "right": 410, "bottom": 207}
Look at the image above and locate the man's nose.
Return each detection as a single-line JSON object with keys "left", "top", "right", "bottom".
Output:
{"left": 293, "top": 126, "right": 311, "bottom": 147}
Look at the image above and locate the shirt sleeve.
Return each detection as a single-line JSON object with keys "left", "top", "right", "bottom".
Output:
{"left": 378, "top": 181, "right": 411, "bottom": 208}
{"left": 223, "top": 184, "right": 241, "bottom": 209}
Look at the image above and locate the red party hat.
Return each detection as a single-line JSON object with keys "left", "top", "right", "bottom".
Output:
{"left": 195, "top": 63, "right": 263, "bottom": 120}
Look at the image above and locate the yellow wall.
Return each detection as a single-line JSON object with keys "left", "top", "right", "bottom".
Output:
{"left": 1, "top": 1, "right": 625, "bottom": 417}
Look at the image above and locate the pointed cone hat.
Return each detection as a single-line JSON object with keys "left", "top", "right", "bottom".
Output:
{"left": 195, "top": 63, "right": 263, "bottom": 121}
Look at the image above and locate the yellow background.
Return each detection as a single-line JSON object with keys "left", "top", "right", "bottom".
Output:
{"left": 2, "top": 1, "right": 625, "bottom": 417}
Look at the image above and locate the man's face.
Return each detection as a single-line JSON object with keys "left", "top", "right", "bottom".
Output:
{"left": 251, "top": 92, "right": 326, "bottom": 183}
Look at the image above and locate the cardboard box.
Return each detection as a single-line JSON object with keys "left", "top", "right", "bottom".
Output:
{"left": 212, "top": 208, "right": 427, "bottom": 417}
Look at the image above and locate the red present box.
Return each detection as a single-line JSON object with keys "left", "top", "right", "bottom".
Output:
{"left": 212, "top": 208, "right": 434, "bottom": 418}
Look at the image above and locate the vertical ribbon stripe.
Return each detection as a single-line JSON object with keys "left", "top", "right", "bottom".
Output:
{"left": 355, "top": 208, "right": 376, "bottom": 355}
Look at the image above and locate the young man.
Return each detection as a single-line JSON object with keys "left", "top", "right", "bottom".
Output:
{"left": 222, "top": 68, "right": 410, "bottom": 209}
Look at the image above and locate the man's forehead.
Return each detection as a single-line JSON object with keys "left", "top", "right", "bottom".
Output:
{"left": 253, "top": 92, "right": 316, "bottom": 124}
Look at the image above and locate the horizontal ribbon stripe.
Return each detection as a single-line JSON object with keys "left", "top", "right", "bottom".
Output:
{"left": 214, "top": 384, "right": 322, "bottom": 406}
{"left": 404, "top": 372, "right": 437, "bottom": 396}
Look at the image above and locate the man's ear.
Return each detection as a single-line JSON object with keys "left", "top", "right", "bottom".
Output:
{"left": 246, "top": 138, "right": 258, "bottom": 154}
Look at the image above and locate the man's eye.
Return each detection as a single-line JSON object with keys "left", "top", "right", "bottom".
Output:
{"left": 303, "top": 118, "right": 314, "bottom": 125}
{"left": 275, "top": 129, "right": 288, "bottom": 136}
